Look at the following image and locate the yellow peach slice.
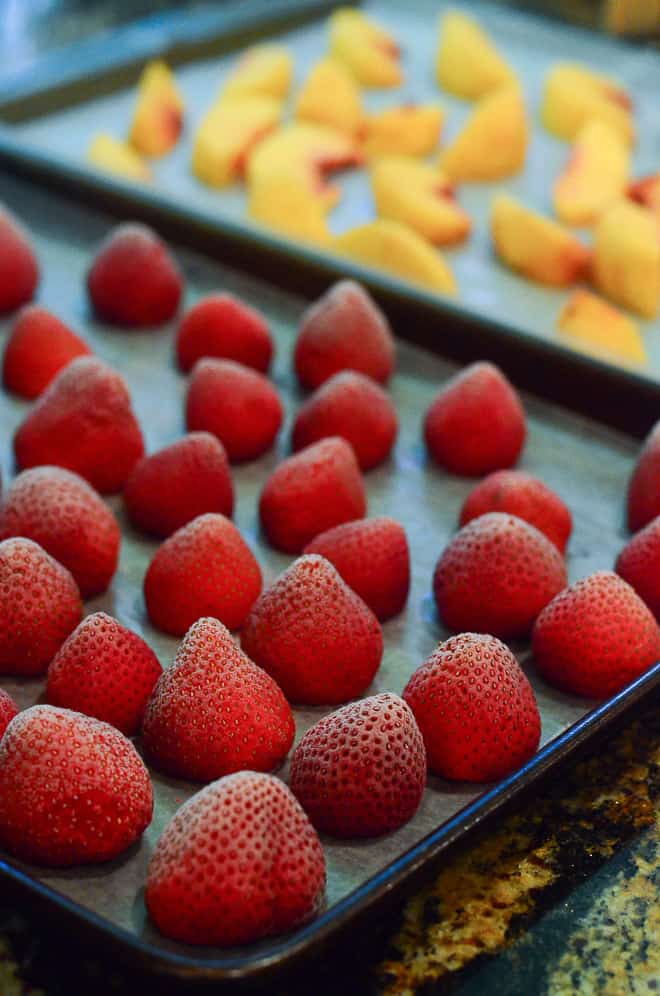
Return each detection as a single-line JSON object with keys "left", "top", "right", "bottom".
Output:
{"left": 129, "top": 60, "right": 184, "bottom": 158}
{"left": 220, "top": 44, "right": 292, "bottom": 102}
{"left": 491, "top": 193, "right": 591, "bottom": 287}
{"left": 440, "top": 85, "right": 527, "bottom": 182}
{"left": 553, "top": 120, "right": 630, "bottom": 227}
{"left": 435, "top": 10, "right": 515, "bottom": 99}
{"left": 541, "top": 63, "right": 634, "bottom": 144}
{"left": 362, "top": 105, "right": 444, "bottom": 158}
{"left": 371, "top": 157, "right": 470, "bottom": 246}
{"left": 629, "top": 172, "right": 660, "bottom": 219}
{"left": 330, "top": 220, "right": 457, "bottom": 294}
{"left": 295, "top": 58, "right": 364, "bottom": 137}
{"left": 248, "top": 175, "right": 331, "bottom": 246}
{"left": 192, "top": 97, "right": 282, "bottom": 188}
{"left": 557, "top": 289, "right": 647, "bottom": 365}
{"left": 88, "top": 134, "right": 152, "bottom": 182}
{"left": 593, "top": 200, "right": 660, "bottom": 318}
{"left": 329, "top": 8, "right": 401, "bottom": 89}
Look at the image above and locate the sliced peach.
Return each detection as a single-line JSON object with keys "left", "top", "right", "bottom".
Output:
{"left": 129, "top": 60, "right": 184, "bottom": 158}
{"left": 192, "top": 97, "right": 282, "bottom": 188}
{"left": 362, "top": 104, "right": 444, "bottom": 158}
{"left": 440, "top": 85, "right": 527, "bottom": 182}
{"left": 295, "top": 58, "right": 364, "bottom": 137}
{"left": 248, "top": 175, "right": 331, "bottom": 246}
{"left": 554, "top": 120, "right": 630, "bottom": 227}
{"left": 541, "top": 63, "right": 634, "bottom": 144}
{"left": 371, "top": 157, "right": 470, "bottom": 246}
{"left": 88, "top": 134, "right": 152, "bottom": 182}
{"left": 629, "top": 172, "right": 660, "bottom": 219}
{"left": 557, "top": 289, "right": 647, "bottom": 365}
{"left": 330, "top": 220, "right": 457, "bottom": 294}
{"left": 329, "top": 8, "right": 401, "bottom": 88}
{"left": 593, "top": 200, "right": 660, "bottom": 318}
{"left": 491, "top": 193, "right": 591, "bottom": 287}
{"left": 435, "top": 9, "right": 515, "bottom": 99}
{"left": 220, "top": 44, "right": 292, "bottom": 102}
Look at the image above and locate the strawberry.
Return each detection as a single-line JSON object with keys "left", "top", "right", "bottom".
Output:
{"left": 434, "top": 512, "right": 567, "bottom": 638}
{"left": 14, "top": 356, "right": 144, "bottom": 494}
{"left": 292, "top": 371, "right": 398, "bottom": 470}
{"left": 616, "top": 516, "right": 660, "bottom": 620}
{"left": 46, "top": 613, "right": 162, "bottom": 736}
{"left": 0, "top": 538, "right": 82, "bottom": 676}
{"left": 185, "top": 358, "right": 283, "bottom": 463}
{"left": 532, "top": 571, "right": 660, "bottom": 698}
{"left": 241, "top": 554, "right": 383, "bottom": 704}
{"left": 0, "top": 705, "right": 152, "bottom": 866}
{"left": 124, "top": 432, "right": 234, "bottom": 538}
{"left": 3, "top": 305, "right": 91, "bottom": 399}
{"left": 143, "top": 617, "right": 294, "bottom": 781}
{"left": 144, "top": 513, "right": 262, "bottom": 635}
{"left": 294, "top": 280, "right": 395, "bottom": 389}
{"left": 0, "top": 204, "right": 39, "bottom": 314}
{"left": 403, "top": 633, "right": 541, "bottom": 782}
{"left": 424, "top": 362, "right": 526, "bottom": 476}
{"left": 176, "top": 293, "right": 273, "bottom": 374}
{"left": 145, "top": 771, "right": 325, "bottom": 946}
{"left": 459, "top": 470, "right": 572, "bottom": 553}
{"left": 627, "top": 420, "right": 660, "bottom": 532}
{"left": 304, "top": 516, "right": 409, "bottom": 620}
{"left": 87, "top": 222, "right": 183, "bottom": 327}
{"left": 260, "top": 437, "right": 367, "bottom": 553}
{"left": 0, "top": 690, "right": 18, "bottom": 741}
{"left": 0, "top": 467, "right": 121, "bottom": 598}
{"left": 290, "top": 693, "right": 426, "bottom": 838}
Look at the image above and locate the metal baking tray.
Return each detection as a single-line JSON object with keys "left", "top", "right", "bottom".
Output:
{"left": 0, "top": 0, "right": 658, "bottom": 439}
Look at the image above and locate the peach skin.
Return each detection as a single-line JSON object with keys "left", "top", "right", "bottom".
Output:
{"left": 329, "top": 8, "right": 401, "bottom": 88}
{"left": 88, "top": 134, "right": 152, "bottom": 183}
{"left": 295, "top": 58, "right": 364, "bottom": 138}
{"left": 592, "top": 200, "right": 660, "bottom": 319}
{"left": 362, "top": 105, "right": 444, "bottom": 158}
{"left": 436, "top": 9, "right": 515, "bottom": 99}
{"left": 192, "top": 97, "right": 282, "bottom": 188}
{"left": 553, "top": 119, "right": 630, "bottom": 227}
{"left": 440, "top": 85, "right": 527, "bottom": 182}
{"left": 541, "top": 63, "right": 634, "bottom": 144}
{"left": 629, "top": 172, "right": 660, "bottom": 220}
{"left": 129, "top": 60, "right": 184, "bottom": 158}
{"left": 557, "top": 290, "right": 647, "bottom": 366}
{"left": 220, "top": 44, "right": 292, "bottom": 102}
{"left": 248, "top": 175, "right": 331, "bottom": 246}
{"left": 371, "top": 158, "right": 471, "bottom": 246}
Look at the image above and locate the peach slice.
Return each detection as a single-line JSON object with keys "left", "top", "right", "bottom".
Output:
{"left": 541, "top": 63, "right": 634, "bottom": 144}
{"left": 129, "top": 60, "right": 184, "bottom": 158}
{"left": 557, "top": 289, "right": 647, "bottom": 366}
{"left": 88, "top": 134, "right": 152, "bottom": 183}
{"left": 440, "top": 85, "right": 527, "bottom": 182}
{"left": 593, "top": 200, "right": 660, "bottom": 318}
{"left": 629, "top": 172, "right": 660, "bottom": 219}
{"left": 435, "top": 9, "right": 515, "bottom": 99}
{"left": 329, "top": 8, "right": 401, "bottom": 89}
{"left": 553, "top": 120, "right": 630, "bottom": 227}
{"left": 362, "top": 105, "right": 444, "bottom": 158}
{"left": 371, "top": 157, "right": 470, "bottom": 246}
{"left": 330, "top": 220, "right": 457, "bottom": 294}
{"left": 295, "top": 58, "right": 364, "bottom": 137}
{"left": 248, "top": 175, "right": 331, "bottom": 246}
{"left": 220, "top": 44, "right": 292, "bottom": 102}
{"left": 192, "top": 97, "right": 282, "bottom": 188}
{"left": 491, "top": 194, "right": 591, "bottom": 287}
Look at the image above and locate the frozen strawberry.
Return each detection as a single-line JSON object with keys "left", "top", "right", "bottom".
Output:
{"left": 185, "top": 358, "right": 283, "bottom": 463}
{"left": 143, "top": 617, "right": 294, "bottom": 781}
{"left": 616, "top": 516, "right": 660, "bottom": 619}
{"left": 144, "top": 513, "right": 262, "bottom": 635}
{"left": 241, "top": 554, "right": 383, "bottom": 704}
{"left": 14, "top": 356, "right": 145, "bottom": 494}
{"left": 532, "top": 571, "right": 660, "bottom": 698}
{"left": 46, "top": 613, "right": 162, "bottom": 736}
{"left": 627, "top": 420, "right": 660, "bottom": 532}
{"left": 459, "top": 470, "right": 572, "bottom": 553}
{"left": 292, "top": 371, "right": 398, "bottom": 470}
{"left": 124, "top": 432, "right": 234, "bottom": 538}
{"left": 304, "top": 516, "right": 409, "bottom": 620}
{"left": 0, "top": 690, "right": 18, "bottom": 741}
{"left": 145, "top": 771, "right": 325, "bottom": 946}
{"left": 424, "top": 362, "right": 526, "bottom": 476}
{"left": 260, "top": 437, "right": 366, "bottom": 553}
{"left": 403, "top": 633, "right": 541, "bottom": 782}
{"left": 0, "top": 538, "right": 82, "bottom": 676}
{"left": 87, "top": 222, "right": 183, "bottom": 327}
{"left": 3, "top": 305, "right": 92, "bottom": 399}
{"left": 0, "top": 467, "right": 120, "bottom": 598}
{"left": 176, "top": 293, "right": 273, "bottom": 373}
{"left": 0, "top": 705, "right": 152, "bottom": 866}
{"left": 0, "top": 205, "right": 38, "bottom": 315}
{"left": 294, "top": 280, "right": 395, "bottom": 389}
{"left": 290, "top": 693, "right": 425, "bottom": 838}
{"left": 434, "top": 513, "right": 567, "bottom": 638}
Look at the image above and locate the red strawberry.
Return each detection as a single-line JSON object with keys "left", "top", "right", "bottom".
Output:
{"left": 290, "top": 693, "right": 426, "bottom": 838}
{"left": 0, "top": 705, "right": 152, "bottom": 866}
{"left": 14, "top": 356, "right": 144, "bottom": 494}
{"left": 145, "top": 771, "right": 325, "bottom": 946}
{"left": 304, "top": 517, "right": 409, "bottom": 620}
{"left": 144, "top": 513, "right": 262, "bottom": 635}
{"left": 292, "top": 371, "right": 398, "bottom": 470}
{"left": 186, "top": 358, "right": 283, "bottom": 462}
{"left": 627, "top": 420, "right": 660, "bottom": 532}
{"left": 0, "top": 538, "right": 82, "bottom": 676}
{"left": 46, "top": 613, "right": 162, "bottom": 736}
{"left": 87, "top": 222, "right": 183, "bottom": 327}
{"left": 176, "top": 293, "right": 273, "bottom": 373}
{"left": 260, "top": 437, "right": 367, "bottom": 553}
{"left": 3, "top": 305, "right": 91, "bottom": 399}
{"left": 294, "top": 280, "right": 395, "bottom": 389}
{"left": 0, "top": 467, "right": 120, "bottom": 598}
{"left": 241, "top": 554, "right": 383, "bottom": 704}
{"left": 424, "top": 362, "right": 526, "bottom": 476}
{"left": 143, "top": 617, "right": 294, "bottom": 780}
{"left": 124, "top": 432, "right": 234, "bottom": 538}
{"left": 532, "top": 571, "right": 660, "bottom": 698}
{"left": 0, "top": 690, "right": 18, "bottom": 741}
{"left": 403, "top": 633, "right": 541, "bottom": 782}
{"left": 0, "top": 205, "right": 38, "bottom": 314}
{"left": 459, "top": 470, "right": 572, "bottom": 553}
{"left": 616, "top": 516, "right": 660, "bottom": 619}
{"left": 434, "top": 512, "right": 567, "bottom": 638}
